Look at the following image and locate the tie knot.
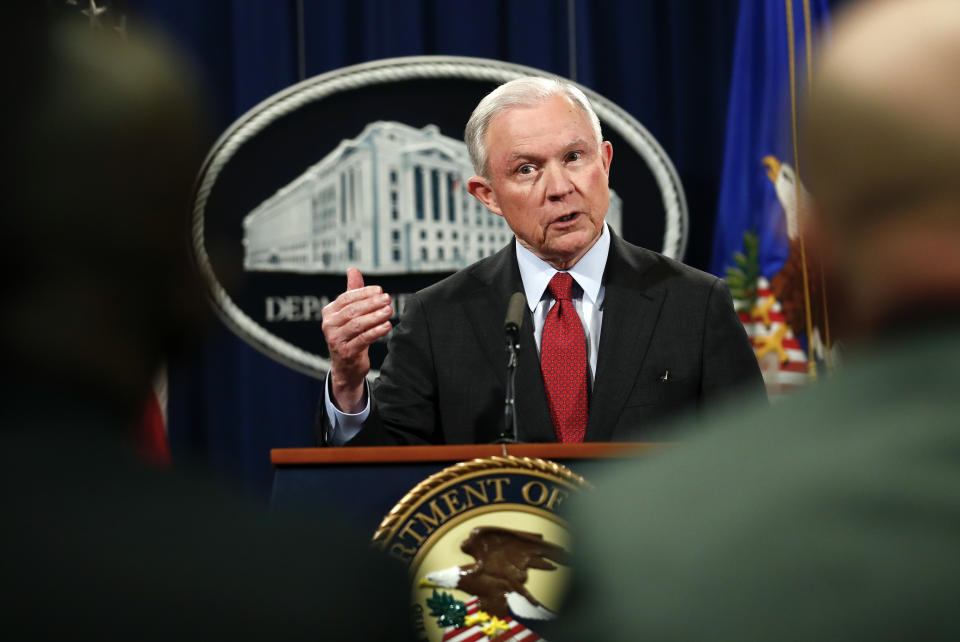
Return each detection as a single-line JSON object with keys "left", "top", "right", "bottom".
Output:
{"left": 547, "top": 272, "right": 574, "bottom": 301}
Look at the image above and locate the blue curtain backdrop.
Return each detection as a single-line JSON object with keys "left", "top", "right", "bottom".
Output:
{"left": 122, "top": 0, "right": 841, "bottom": 496}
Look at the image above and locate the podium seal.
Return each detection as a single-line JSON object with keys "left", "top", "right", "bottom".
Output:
{"left": 373, "top": 456, "right": 590, "bottom": 641}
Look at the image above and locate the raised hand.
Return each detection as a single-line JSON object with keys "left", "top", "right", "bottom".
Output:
{"left": 320, "top": 268, "right": 392, "bottom": 413}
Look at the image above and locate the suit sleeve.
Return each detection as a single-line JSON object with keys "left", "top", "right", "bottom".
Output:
{"left": 700, "top": 278, "right": 766, "bottom": 405}
{"left": 343, "top": 292, "right": 439, "bottom": 446}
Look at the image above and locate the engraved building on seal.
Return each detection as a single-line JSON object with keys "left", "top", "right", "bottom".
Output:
{"left": 242, "top": 120, "right": 623, "bottom": 275}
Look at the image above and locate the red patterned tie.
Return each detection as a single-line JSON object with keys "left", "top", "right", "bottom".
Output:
{"left": 540, "top": 272, "right": 588, "bottom": 443}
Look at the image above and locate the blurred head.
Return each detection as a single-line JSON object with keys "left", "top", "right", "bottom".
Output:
{"left": 0, "top": 19, "right": 209, "bottom": 418}
{"left": 802, "top": 0, "right": 960, "bottom": 330}
{"left": 465, "top": 78, "right": 613, "bottom": 270}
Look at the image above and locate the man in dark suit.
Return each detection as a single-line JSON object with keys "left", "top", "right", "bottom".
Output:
{"left": 320, "top": 78, "right": 763, "bottom": 446}
{"left": 550, "top": 1, "right": 960, "bottom": 639}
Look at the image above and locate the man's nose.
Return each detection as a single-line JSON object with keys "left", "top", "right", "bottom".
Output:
{"left": 544, "top": 164, "right": 575, "bottom": 200}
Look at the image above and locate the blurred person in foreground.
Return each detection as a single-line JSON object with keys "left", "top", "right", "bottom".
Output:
{"left": 0, "top": 14, "right": 408, "bottom": 640}
{"left": 550, "top": 0, "right": 960, "bottom": 639}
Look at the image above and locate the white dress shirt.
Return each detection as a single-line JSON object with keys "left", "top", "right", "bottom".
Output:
{"left": 324, "top": 224, "right": 611, "bottom": 445}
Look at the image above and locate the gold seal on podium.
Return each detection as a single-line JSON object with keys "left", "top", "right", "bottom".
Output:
{"left": 374, "top": 456, "right": 590, "bottom": 641}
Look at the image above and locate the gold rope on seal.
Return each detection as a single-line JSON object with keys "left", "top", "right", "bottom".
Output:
{"left": 372, "top": 455, "right": 591, "bottom": 547}
{"left": 786, "top": 0, "right": 817, "bottom": 380}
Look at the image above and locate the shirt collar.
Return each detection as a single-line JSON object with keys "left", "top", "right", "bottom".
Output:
{"left": 515, "top": 223, "right": 610, "bottom": 310}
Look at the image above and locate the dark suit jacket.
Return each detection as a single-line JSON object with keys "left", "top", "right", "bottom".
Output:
{"left": 326, "top": 233, "right": 763, "bottom": 445}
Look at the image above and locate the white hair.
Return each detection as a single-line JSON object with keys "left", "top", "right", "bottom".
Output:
{"left": 464, "top": 76, "right": 603, "bottom": 177}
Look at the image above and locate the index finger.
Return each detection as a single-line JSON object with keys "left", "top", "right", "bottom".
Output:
{"left": 329, "top": 285, "right": 385, "bottom": 309}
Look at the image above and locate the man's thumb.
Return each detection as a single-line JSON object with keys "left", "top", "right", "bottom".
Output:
{"left": 346, "top": 267, "right": 364, "bottom": 291}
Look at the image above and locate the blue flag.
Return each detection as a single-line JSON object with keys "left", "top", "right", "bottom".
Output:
{"left": 711, "top": 0, "right": 831, "bottom": 396}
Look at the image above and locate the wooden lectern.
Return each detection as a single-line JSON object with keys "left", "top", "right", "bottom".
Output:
{"left": 270, "top": 442, "right": 657, "bottom": 535}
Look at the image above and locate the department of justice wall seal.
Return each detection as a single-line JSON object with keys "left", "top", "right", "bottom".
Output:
{"left": 373, "top": 456, "right": 590, "bottom": 641}
{"left": 191, "top": 55, "right": 687, "bottom": 380}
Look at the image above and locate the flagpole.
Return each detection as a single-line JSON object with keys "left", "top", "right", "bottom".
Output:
{"left": 785, "top": 0, "right": 818, "bottom": 380}
{"left": 803, "top": 0, "right": 834, "bottom": 372}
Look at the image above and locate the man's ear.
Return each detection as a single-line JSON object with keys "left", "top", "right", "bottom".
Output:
{"left": 467, "top": 175, "right": 502, "bottom": 215}
{"left": 600, "top": 141, "right": 613, "bottom": 177}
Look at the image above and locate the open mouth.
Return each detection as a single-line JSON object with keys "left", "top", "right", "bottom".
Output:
{"left": 555, "top": 212, "right": 578, "bottom": 223}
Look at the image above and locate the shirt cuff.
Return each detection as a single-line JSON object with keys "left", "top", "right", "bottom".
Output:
{"left": 324, "top": 373, "right": 370, "bottom": 445}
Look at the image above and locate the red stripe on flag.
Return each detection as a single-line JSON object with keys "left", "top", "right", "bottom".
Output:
{"left": 135, "top": 391, "right": 170, "bottom": 467}
{"left": 493, "top": 627, "right": 540, "bottom": 642}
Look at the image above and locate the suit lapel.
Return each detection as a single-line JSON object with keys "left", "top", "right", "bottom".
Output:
{"left": 586, "top": 235, "right": 665, "bottom": 442}
{"left": 464, "top": 245, "right": 556, "bottom": 443}
{"left": 462, "top": 235, "right": 665, "bottom": 444}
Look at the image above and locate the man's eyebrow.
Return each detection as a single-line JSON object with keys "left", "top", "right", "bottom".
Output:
{"left": 565, "top": 137, "right": 592, "bottom": 150}
{"left": 506, "top": 151, "right": 540, "bottom": 163}
{"left": 505, "top": 139, "right": 592, "bottom": 163}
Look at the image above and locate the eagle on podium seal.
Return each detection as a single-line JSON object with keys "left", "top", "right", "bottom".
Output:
{"left": 373, "top": 456, "right": 590, "bottom": 641}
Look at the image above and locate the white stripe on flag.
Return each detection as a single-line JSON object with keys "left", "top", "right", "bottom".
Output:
{"left": 153, "top": 363, "right": 168, "bottom": 429}
{"left": 499, "top": 622, "right": 541, "bottom": 642}
{"left": 443, "top": 628, "right": 487, "bottom": 642}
